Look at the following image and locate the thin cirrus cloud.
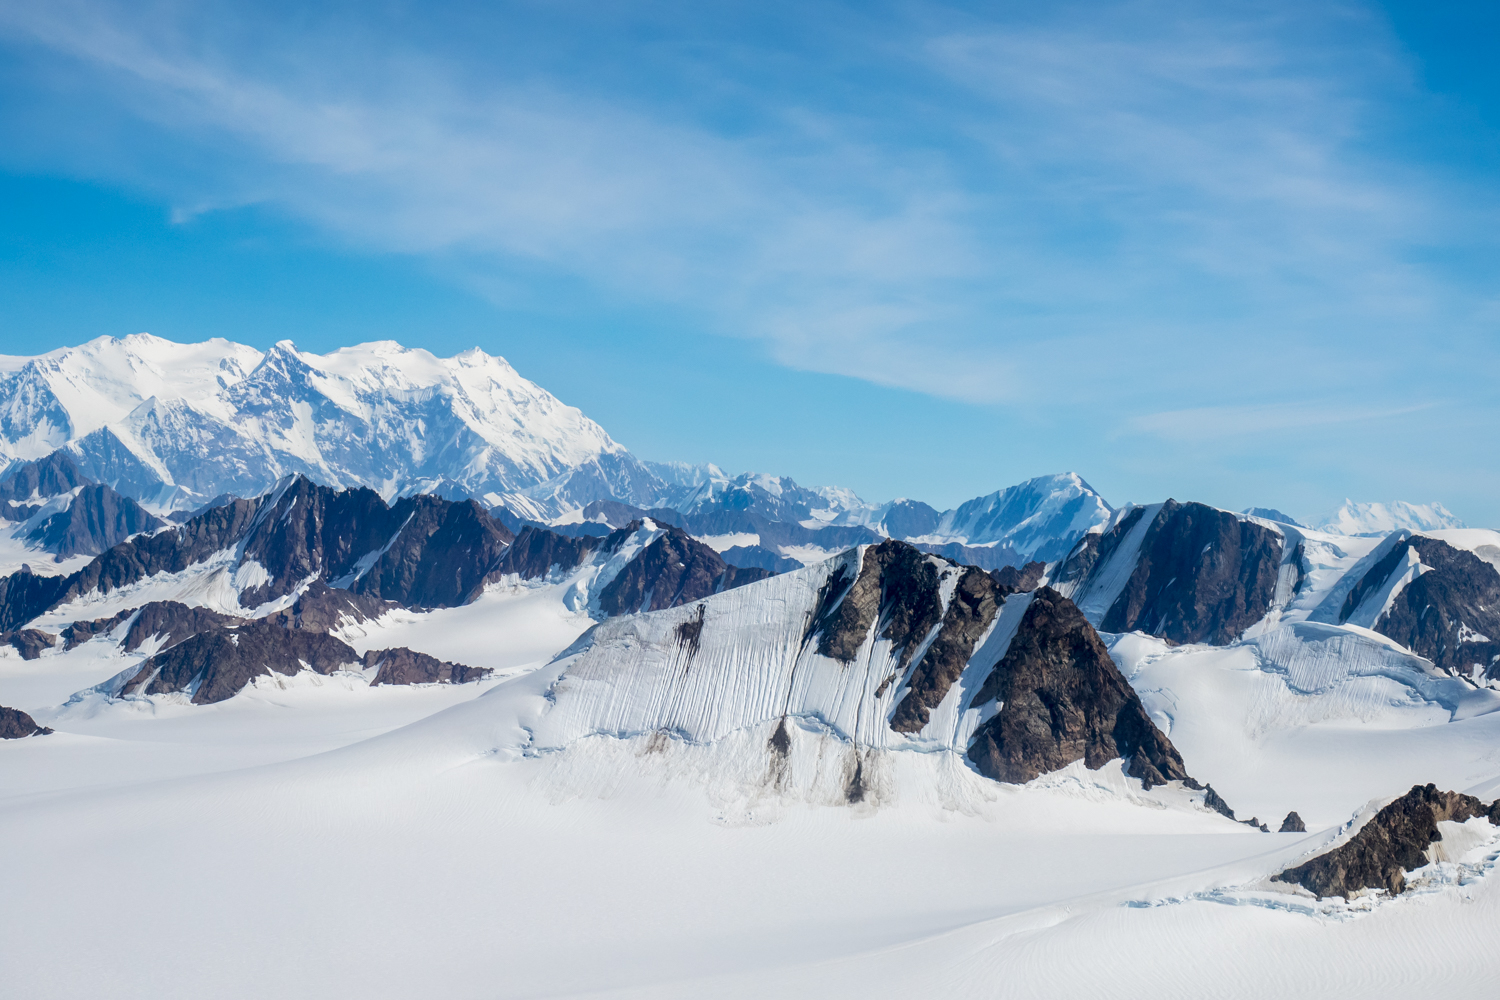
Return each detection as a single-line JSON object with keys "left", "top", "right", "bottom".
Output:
{"left": 0, "top": 0, "right": 1488, "bottom": 419}
{"left": 1121, "top": 400, "right": 1438, "bottom": 443}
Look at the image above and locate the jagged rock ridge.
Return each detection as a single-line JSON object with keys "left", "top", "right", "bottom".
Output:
{"left": 1274, "top": 784, "right": 1500, "bottom": 899}
{"left": 118, "top": 618, "right": 495, "bottom": 705}
{"left": 1056, "top": 501, "right": 1283, "bottom": 646}
{"left": 0, "top": 705, "right": 52, "bottom": 738}
{"left": 965, "top": 587, "right": 1189, "bottom": 788}
{"left": 1340, "top": 535, "right": 1500, "bottom": 677}
{"left": 537, "top": 540, "right": 1208, "bottom": 800}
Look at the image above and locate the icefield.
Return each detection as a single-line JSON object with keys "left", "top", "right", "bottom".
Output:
{"left": 6, "top": 536, "right": 1500, "bottom": 999}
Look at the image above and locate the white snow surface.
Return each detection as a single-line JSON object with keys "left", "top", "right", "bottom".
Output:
{"left": 1317, "top": 499, "right": 1465, "bottom": 536}
{"left": 0, "top": 335, "right": 645, "bottom": 512}
{"left": 6, "top": 533, "right": 1500, "bottom": 995}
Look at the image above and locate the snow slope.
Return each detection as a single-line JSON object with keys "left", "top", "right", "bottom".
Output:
{"left": 914, "top": 472, "right": 1112, "bottom": 561}
{"left": 6, "top": 584, "right": 1500, "bottom": 998}
{"left": 0, "top": 335, "right": 657, "bottom": 513}
{"left": 1317, "top": 499, "right": 1465, "bottom": 536}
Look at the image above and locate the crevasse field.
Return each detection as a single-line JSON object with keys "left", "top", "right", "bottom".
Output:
{"left": 5, "top": 552, "right": 1500, "bottom": 1000}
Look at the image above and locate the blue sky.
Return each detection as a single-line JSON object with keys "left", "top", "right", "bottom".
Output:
{"left": 0, "top": 0, "right": 1497, "bottom": 523}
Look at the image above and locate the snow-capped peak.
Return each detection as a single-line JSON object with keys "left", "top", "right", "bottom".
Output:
{"left": 1316, "top": 500, "right": 1465, "bottom": 537}
{"left": 0, "top": 335, "right": 640, "bottom": 511}
{"left": 918, "top": 472, "right": 1113, "bottom": 562}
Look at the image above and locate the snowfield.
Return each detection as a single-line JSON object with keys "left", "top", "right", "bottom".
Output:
{"left": 5, "top": 545, "right": 1500, "bottom": 997}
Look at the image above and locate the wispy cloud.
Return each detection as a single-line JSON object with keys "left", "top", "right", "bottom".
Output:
{"left": 0, "top": 0, "right": 1491, "bottom": 412}
{"left": 1120, "top": 400, "right": 1437, "bottom": 442}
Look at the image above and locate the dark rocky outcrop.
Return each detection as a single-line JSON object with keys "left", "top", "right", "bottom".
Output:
{"left": 992, "top": 560, "right": 1046, "bottom": 595}
{"left": 1341, "top": 536, "right": 1500, "bottom": 677}
{"left": 0, "top": 569, "right": 73, "bottom": 632}
{"left": 490, "top": 524, "right": 601, "bottom": 580}
{"left": 674, "top": 604, "right": 706, "bottom": 659}
{"left": 878, "top": 499, "right": 942, "bottom": 540}
{"left": 40, "top": 496, "right": 268, "bottom": 616}
{"left": 0, "top": 475, "right": 520, "bottom": 631}
{"left": 596, "top": 522, "right": 770, "bottom": 616}
{"left": 0, "top": 705, "right": 51, "bottom": 738}
{"left": 1280, "top": 811, "right": 1307, "bottom": 833}
{"left": 890, "top": 567, "right": 1002, "bottom": 732}
{"left": 1243, "top": 507, "right": 1302, "bottom": 527}
{"left": 1050, "top": 507, "right": 1148, "bottom": 597}
{"left": 0, "top": 476, "right": 797, "bottom": 642}
{"left": 0, "top": 500, "right": 41, "bottom": 522}
{"left": 1338, "top": 533, "right": 1415, "bottom": 624}
{"left": 234, "top": 480, "right": 446, "bottom": 608}
{"left": 27, "top": 483, "right": 165, "bottom": 560}
{"left": 1204, "top": 784, "right": 1237, "bottom": 820}
{"left": 1, "top": 628, "right": 57, "bottom": 660}
{"left": 811, "top": 540, "right": 945, "bottom": 667}
{"left": 61, "top": 608, "right": 138, "bottom": 650}
{"left": 119, "top": 619, "right": 364, "bottom": 704}
{"left": 1098, "top": 501, "right": 1282, "bottom": 645}
{"left": 118, "top": 618, "right": 491, "bottom": 703}
{"left": 965, "top": 587, "right": 1190, "bottom": 788}
{"left": 0, "top": 450, "right": 90, "bottom": 502}
{"left": 345, "top": 496, "right": 514, "bottom": 609}
{"left": 266, "top": 581, "right": 397, "bottom": 632}
{"left": 363, "top": 647, "right": 490, "bottom": 686}
{"left": 121, "top": 601, "right": 239, "bottom": 653}
{"left": 1273, "top": 784, "right": 1500, "bottom": 899}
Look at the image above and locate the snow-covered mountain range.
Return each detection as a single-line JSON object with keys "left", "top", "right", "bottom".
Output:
{"left": 1, "top": 336, "right": 1456, "bottom": 571}
{"left": 4, "top": 335, "right": 1497, "bottom": 999}
{"left": 0, "top": 335, "right": 659, "bottom": 516}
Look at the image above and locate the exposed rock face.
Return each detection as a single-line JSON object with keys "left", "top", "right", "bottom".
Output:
{"left": 121, "top": 602, "right": 240, "bottom": 653}
{"left": 49, "top": 497, "right": 268, "bottom": 611}
{"left": 1, "top": 628, "right": 57, "bottom": 660}
{"left": 1203, "top": 785, "right": 1237, "bottom": 820}
{"left": 120, "top": 619, "right": 363, "bottom": 704}
{"left": 27, "top": 483, "right": 165, "bottom": 559}
{"left": 345, "top": 496, "right": 514, "bottom": 609}
{"left": 1050, "top": 507, "right": 1148, "bottom": 596}
{"left": 0, "top": 570, "right": 73, "bottom": 632}
{"left": 596, "top": 522, "right": 770, "bottom": 616}
{"left": 266, "top": 582, "right": 396, "bottom": 632}
{"left": 1281, "top": 811, "right": 1307, "bottom": 833}
{"left": 0, "top": 705, "right": 52, "bottom": 738}
{"left": 966, "top": 587, "right": 1190, "bottom": 788}
{"left": 363, "top": 647, "right": 490, "bottom": 686}
{"left": 1244, "top": 507, "right": 1302, "bottom": 526}
{"left": 0, "top": 500, "right": 41, "bottom": 522}
{"left": 890, "top": 567, "right": 1002, "bottom": 732}
{"left": 1341, "top": 536, "right": 1500, "bottom": 676}
{"left": 119, "top": 618, "right": 491, "bottom": 703}
{"left": 0, "top": 476, "right": 518, "bottom": 629}
{"left": 61, "top": 608, "right": 137, "bottom": 650}
{"left": 490, "top": 525, "right": 600, "bottom": 580}
{"left": 879, "top": 499, "right": 941, "bottom": 539}
{"left": 0, "top": 451, "right": 89, "bottom": 502}
{"left": 1098, "top": 501, "right": 1282, "bottom": 645}
{"left": 992, "top": 560, "right": 1045, "bottom": 595}
{"left": 811, "top": 540, "right": 945, "bottom": 667}
{"left": 1273, "top": 784, "right": 1500, "bottom": 899}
